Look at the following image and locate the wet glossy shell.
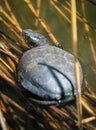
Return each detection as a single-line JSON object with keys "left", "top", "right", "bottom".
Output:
{"left": 18, "top": 45, "right": 83, "bottom": 105}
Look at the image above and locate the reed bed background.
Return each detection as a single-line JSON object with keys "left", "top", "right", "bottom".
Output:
{"left": 0, "top": 0, "right": 96, "bottom": 130}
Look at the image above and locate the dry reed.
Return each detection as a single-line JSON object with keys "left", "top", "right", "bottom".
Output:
{"left": 35, "top": 0, "right": 41, "bottom": 26}
{"left": 81, "top": 0, "right": 96, "bottom": 65}
{"left": 71, "top": 1, "right": 83, "bottom": 129}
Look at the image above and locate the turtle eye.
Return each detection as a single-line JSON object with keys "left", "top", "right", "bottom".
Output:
{"left": 25, "top": 33, "right": 30, "bottom": 40}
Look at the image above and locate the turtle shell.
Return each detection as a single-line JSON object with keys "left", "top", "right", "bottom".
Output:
{"left": 18, "top": 44, "right": 84, "bottom": 105}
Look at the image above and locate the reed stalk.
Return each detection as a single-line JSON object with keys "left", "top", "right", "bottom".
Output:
{"left": 65, "top": 1, "right": 96, "bottom": 31}
{"left": 71, "top": 1, "right": 83, "bottom": 129}
{"left": 3, "top": 0, "right": 21, "bottom": 29}
{"left": 50, "top": 0, "right": 71, "bottom": 24}
{"left": 35, "top": 0, "right": 41, "bottom": 26}
{"left": 0, "top": 17, "right": 25, "bottom": 47}
{"left": 0, "top": 5, "right": 22, "bottom": 32}
{"left": 81, "top": 0, "right": 96, "bottom": 65}
{"left": 82, "top": 116, "right": 96, "bottom": 124}
{"left": 0, "top": 108, "right": 9, "bottom": 130}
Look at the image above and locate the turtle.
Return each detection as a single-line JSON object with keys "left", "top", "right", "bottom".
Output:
{"left": 18, "top": 29, "right": 84, "bottom": 105}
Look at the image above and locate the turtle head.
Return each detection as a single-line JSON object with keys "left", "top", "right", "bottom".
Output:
{"left": 22, "top": 29, "right": 49, "bottom": 47}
